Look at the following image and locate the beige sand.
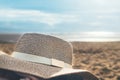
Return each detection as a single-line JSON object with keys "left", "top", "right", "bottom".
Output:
{"left": 0, "top": 42, "right": 120, "bottom": 80}
{"left": 72, "top": 42, "right": 120, "bottom": 80}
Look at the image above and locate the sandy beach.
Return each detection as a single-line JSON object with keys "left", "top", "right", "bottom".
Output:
{"left": 71, "top": 42, "right": 120, "bottom": 80}
{"left": 0, "top": 42, "right": 120, "bottom": 80}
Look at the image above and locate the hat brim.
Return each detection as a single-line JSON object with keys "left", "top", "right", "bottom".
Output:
{"left": 50, "top": 68, "right": 98, "bottom": 80}
{"left": 0, "top": 54, "right": 98, "bottom": 80}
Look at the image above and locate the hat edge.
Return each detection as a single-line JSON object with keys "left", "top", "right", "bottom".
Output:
{"left": 50, "top": 68, "right": 99, "bottom": 80}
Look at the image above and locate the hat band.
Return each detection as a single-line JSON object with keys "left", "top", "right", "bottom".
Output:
{"left": 12, "top": 52, "right": 72, "bottom": 68}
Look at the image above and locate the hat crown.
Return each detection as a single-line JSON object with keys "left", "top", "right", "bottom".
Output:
{"left": 15, "top": 33, "right": 72, "bottom": 65}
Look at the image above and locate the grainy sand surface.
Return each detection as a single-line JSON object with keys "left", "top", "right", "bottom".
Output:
{"left": 0, "top": 42, "right": 120, "bottom": 80}
{"left": 0, "top": 43, "right": 15, "bottom": 55}
{"left": 71, "top": 42, "right": 120, "bottom": 80}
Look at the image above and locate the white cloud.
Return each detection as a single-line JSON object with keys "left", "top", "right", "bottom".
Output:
{"left": 87, "top": 22, "right": 103, "bottom": 26}
{"left": 71, "top": 0, "right": 120, "bottom": 14}
{"left": 97, "top": 15, "right": 119, "bottom": 19}
{"left": 0, "top": 9, "right": 78, "bottom": 26}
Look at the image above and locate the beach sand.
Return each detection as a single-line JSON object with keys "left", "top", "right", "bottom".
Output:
{"left": 0, "top": 42, "right": 120, "bottom": 80}
{"left": 71, "top": 42, "right": 120, "bottom": 80}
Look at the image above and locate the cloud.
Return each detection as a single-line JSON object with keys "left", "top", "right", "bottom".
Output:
{"left": 90, "top": 22, "right": 101, "bottom": 26}
{"left": 0, "top": 9, "right": 78, "bottom": 26}
{"left": 70, "top": 0, "right": 120, "bottom": 14}
{"left": 97, "top": 15, "right": 119, "bottom": 20}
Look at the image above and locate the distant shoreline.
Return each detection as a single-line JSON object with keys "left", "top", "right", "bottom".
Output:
{"left": 0, "top": 32, "right": 120, "bottom": 43}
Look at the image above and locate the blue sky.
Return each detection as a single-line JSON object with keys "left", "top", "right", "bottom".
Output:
{"left": 0, "top": 0, "right": 120, "bottom": 33}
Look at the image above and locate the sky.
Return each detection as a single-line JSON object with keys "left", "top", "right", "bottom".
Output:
{"left": 0, "top": 0, "right": 120, "bottom": 33}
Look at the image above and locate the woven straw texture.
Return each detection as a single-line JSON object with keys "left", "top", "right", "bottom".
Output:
{"left": 0, "top": 54, "right": 61, "bottom": 78}
{"left": 15, "top": 33, "right": 72, "bottom": 64}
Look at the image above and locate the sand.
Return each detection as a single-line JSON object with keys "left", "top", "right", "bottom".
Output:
{"left": 0, "top": 43, "right": 15, "bottom": 55}
{"left": 0, "top": 42, "right": 120, "bottom": 80}
{"left": 71, "top": 42, "right": 120, "bottom": 80}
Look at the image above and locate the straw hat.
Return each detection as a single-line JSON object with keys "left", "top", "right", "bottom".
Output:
{"left": 0, "top": 33, "right": 98, "bottom": 80}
